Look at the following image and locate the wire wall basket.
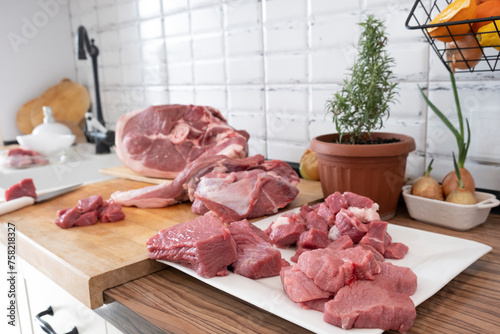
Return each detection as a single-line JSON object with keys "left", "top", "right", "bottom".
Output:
{"left": 405, "top": 0, "right": 500, "bottom": 73}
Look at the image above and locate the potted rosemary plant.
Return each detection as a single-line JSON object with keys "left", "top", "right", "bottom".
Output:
{"left": 311, "top": 15, "right": 415, "bottom": 220}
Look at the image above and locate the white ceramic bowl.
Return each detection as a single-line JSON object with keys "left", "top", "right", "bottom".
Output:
{"left": 16, "top": 133, "right": 75, "bottom": 157}
{"left": 402, "top": 185, "right": 499, "bottom": 231}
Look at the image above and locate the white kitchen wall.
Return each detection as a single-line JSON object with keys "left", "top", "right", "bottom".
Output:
{"left": 0, "top": 0, "right": 77, "bottom": 143}
{"left": 31, "top": 0, "right": 500, "bottom": 191}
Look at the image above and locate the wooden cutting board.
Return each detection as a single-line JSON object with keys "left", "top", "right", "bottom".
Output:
{"left": 16, "top": 78, "right": 90, "bottom": 134}
{"left": 0, "top": 178, "right": 323, "bottom": 310}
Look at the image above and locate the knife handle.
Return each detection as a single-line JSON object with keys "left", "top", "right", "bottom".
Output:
{"left": 0, "top": 196, "right": 35, "bottom": 216}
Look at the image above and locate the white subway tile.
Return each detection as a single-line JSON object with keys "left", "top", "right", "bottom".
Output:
{"left": 266, "top": 54, "right": 307, "bottom": 83}
{"left": 227, "top": 111, "right": 266, "bottom": 138}
{"left": 265, "top": 21, "right": 307, "bottom": 53}
{"left": 310, "top": 14, "right": 358, "bottom": 49}
{"left": 140, "top": 18, "right": 163, "bottom": 39}
{"left": 227, "top": 28, "right": 262, "bottom": 57}
{"left": 265, "top": 0, "right": 307, "bottom": 23}
{"left": 141, "top": 39, "right": 166, "bottom": 64}
{"left": 310, "top": 0, "right": 358, "bottom": 16}
{"left": 190, "top": 6, "right": 223, "bottom": 34}
{"left": 138, "top": 0, "right": 161, "bottom": 18}
{"left": 310, "top": 48, "right": 356, "bottom": 83}
{"left": 162, "top": 0, "right": 188, "bottom": 13}
{"left": 164, "top": 12, "right": 190, "bottom": 37}
{"left": 225, "top": 0, "right": 261, "bottom": 29}
{"left": 193, "top": 59, "right": 226, "bottom": 84}
{"left": 144, "top": 87, "right": 170, "bottom": 105}
{"left": 165, "top": 36, "right": 193, "bottom": 62}
{"left": 267, "top": 140, "right": 308, "bottom": 163}
{"left": 101, "top": 48, "right": 120, "bottom": 66}
{"left": 266, "top": 86, "right": 308, "bottom": 114}
{"left": 194, "top": 87, "right": 227, "bottom": 111}
{"left": 117, "top": 1, "right": 137, "bottom": 23}
{"left": 228, "top": 86, "right": 264, "bottom": 111}
{"left": 119, "top": 25, "right": 140, "bottom": 43}
{"left": 121, "top": 65, "right": 143, "bottom": 85}
{"left": 102, "top": 66, "right": 122, "bottom": 85}
{"left": 169, "top": 86, "right": 195, "bottom": 104}
{"left": 192, "top": 33, "right": 224, "bottom": 60}
{"left": 121, "top": 45, "right": 142, "bottom": 64}
{"left": 167, "top": 61, "right": 194, "bottom": 85}
{"left": 227, "top": 57, "right": 263, "bottom": 84}
{"left": 97, "top": 5, "right": 117, "bottom": 26}
{"left": 267, "top": 114, "right": 308, "bottom": 142}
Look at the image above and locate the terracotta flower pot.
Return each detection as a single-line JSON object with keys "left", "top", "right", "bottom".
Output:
{"left": 310, "top": 132, "right": 416, "bottom": 220}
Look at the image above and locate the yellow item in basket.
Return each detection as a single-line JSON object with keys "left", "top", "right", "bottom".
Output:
{"left": 476, "top": 20, "right": 500, "bottom": 50}
{"left": 427, "top": 0, "right": 477, "bottom": 42}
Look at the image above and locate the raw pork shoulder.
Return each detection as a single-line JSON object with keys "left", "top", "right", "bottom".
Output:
{"left": 111, "top": 154, "right": 300, "bottom": 222}
{"left": 115, "top": 104, "right": 250, "bottom": 178}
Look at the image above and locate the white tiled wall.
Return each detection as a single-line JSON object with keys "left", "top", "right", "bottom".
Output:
{"left": 68, "top": 0, "right": 500, "bottom": 191}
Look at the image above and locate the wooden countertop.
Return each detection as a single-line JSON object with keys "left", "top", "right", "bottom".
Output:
{"left": 0, "top": 178, "right": 323, "bottom": 310}
{"left": 97, "top": 199, "right": 500, "bottom": 334}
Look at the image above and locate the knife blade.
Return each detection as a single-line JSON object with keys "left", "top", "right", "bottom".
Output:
{"left": 0, "top": 183, "right": 81, "bottom": 216}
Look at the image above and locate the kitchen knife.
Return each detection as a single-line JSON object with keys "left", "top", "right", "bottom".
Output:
{"left": 0, "top": 183, "right": 81, "bottom": 216}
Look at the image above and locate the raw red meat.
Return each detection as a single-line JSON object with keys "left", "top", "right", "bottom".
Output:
{"left": 111, "top": 154, "right": 265, "bottom": 208}
{"left": 296, "top": 248, "right": 352, "bottom": 294}
{"left": 4, "top": 148, "right": 48, "bottom": 168}
{"left": 55, "top": 195, "right": 125, "bottom": 229}
{"left": 384, "top": 242, "right": 409, "bottom": 259}
{"left": 323, "top": 280, "right": 416, "bottom": 333}
{"left": 115, "top": 104, "right": 249, "bottom": 178}
{"left": 99, "top": 200, "right": 126, "bottom": 223}
{"left": 147, "top": 213, "right": 238, "bottom": 278}
{"left": 297, "top": 228, "right": 329, "bottom": 249}
{"left": 193, "top": 160, "right": 299, "bottom": 222}
{"left": 280, "top": 266, "right": 332, "bottom": 303}
{"left": 329, "top": 208, "right": 368, "bottom": 243}
{"left": 265, "top": 213, "right": 305, "bottom": 248}
{"left": 111, "top": 154, "right": 300, "bottom": 223}
{"left": 374, "top": 262, "right": 418, "bottom": 296}
{"left": 5, "top": 178, "right": 37, "bottom": 201}
{"left": 227, "top": 219, "right": 286, "bottom": 279}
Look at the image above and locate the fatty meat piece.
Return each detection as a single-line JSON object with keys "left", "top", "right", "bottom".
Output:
{"left": 193, "top": 159, "right": 299, "bottom": 222}
{"left": 264, "top": 213, "right": 305, "bottom": 248}
{"left": 227, "top": 219, "right": 286, "bottom": 279}
{"left": 5, "top": 178, "right": 37, "bottom": 201}
{"left": 329, "top": 208, "right": 369, "bottom": 243}
{"left": 147, "top": 213, "right": 238, "bottom": 278}
{"left": 323, "top": 280, "right": 416, "bottom": 334}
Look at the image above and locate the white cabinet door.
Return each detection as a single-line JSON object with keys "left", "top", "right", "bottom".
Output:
{"left": 21, "top": 259, "right": 109, "bottom": 334}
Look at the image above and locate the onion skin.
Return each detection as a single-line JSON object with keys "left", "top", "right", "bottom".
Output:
{"left": 446, "top": 34, "right": 482, "bottom": 72}
{"left": 442, "top": 168, "right": 475, "bottom": 198}
{"left": 411, "top": 175, "right": 444, "bottom": 200}
{"left": 446, "top": 188, "right": 478, "bottom": 204}
{"left": 299, "top": 149, "right": 320, "bottom": 181}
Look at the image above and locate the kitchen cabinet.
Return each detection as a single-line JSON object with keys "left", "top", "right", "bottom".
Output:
{"left": 21, "top": 259, "right": 121, "bottom": 334}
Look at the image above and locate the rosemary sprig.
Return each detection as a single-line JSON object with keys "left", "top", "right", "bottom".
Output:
{"left": 326, "top": 15, "right": 398, "bottom": 144}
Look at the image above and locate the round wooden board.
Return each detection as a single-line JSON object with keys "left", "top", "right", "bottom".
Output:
{"left": 16, "top": 78, "right": 91, "bottom": 134}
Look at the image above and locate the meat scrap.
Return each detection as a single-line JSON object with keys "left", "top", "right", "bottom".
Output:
{"left": 114, "top": 104, "right": 250, "bottom": 179}
{"left": 4, "top": 178, "right": 37, "bottom": 201}
{"left": 3, "top": 148, "right": 48, "bottom": 168}
{"left": 147, "top": 213, "right": 238, "bottom": 278}
{"left": 55, "top": 195, "right": 125, "bottom": 229}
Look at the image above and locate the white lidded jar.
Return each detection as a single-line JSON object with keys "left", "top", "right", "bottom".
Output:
{"left": 32, "top": 106, "right": 72, "bottom": 135}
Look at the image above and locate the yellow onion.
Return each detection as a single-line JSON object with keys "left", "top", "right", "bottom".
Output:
{"left": 446, "top": 187, "right": 477, "bottom": 204}
{"left": 442, "top": 168, "right": 475, "bottom": 198}
{"left": 446, "top": 34, "right": 483, "bottom": 72}
{"left": 299, "top": 149, "right": 320, "bottom": 181}
{"left": 411, "top": 159, "right": 444, "bottom": 200}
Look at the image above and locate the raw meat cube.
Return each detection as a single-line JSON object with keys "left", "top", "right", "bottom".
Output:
{"left": 280, "top": 265, "right": 332, "bottom": 303}
{"left": 147, "top": 213, "right": 238, "bottom": 278}
{"left": 5, "top": 178, "right": 37, "bottom": 201}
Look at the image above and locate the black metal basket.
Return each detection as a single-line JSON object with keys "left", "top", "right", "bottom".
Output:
{"left": 405, "top": 0, "right": 500, "bottom": 73}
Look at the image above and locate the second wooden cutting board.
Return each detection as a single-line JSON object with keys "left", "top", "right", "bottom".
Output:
{"left": 0, "top": 178, "right": 323, "bottom": 310}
